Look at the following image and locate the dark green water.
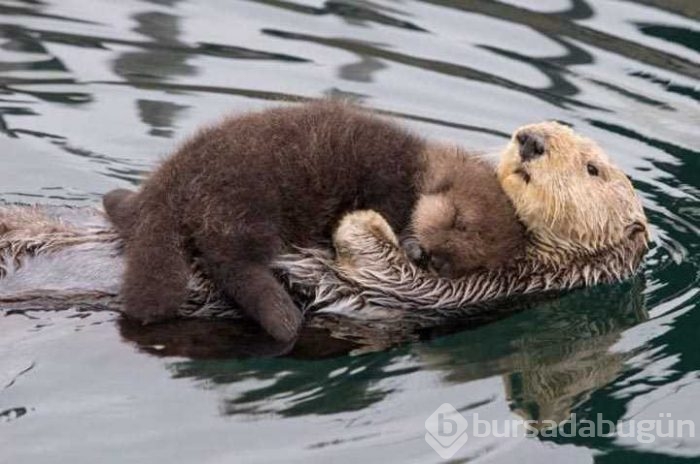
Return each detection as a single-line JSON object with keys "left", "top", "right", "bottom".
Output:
{"left": 0, "top": 0, "right": 698, "bottom": 462}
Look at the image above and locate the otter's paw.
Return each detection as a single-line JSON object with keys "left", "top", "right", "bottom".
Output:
{"left": 333, "top": 210, "right": 401, "bottom": 272}
{"left": 121, "top": 277, "right": 188, "bottom": 325}
{"left": 122, "top": 300, "right": 177, "bottom": 325}
{"left": 121, "top": 304, "right": 177, "bottom": 325}
{"left": 333, "top": 210, "right": 399, "bottom": 260}
{"left": 400, "top": 234, "right": 427, "bottom": 266}
{"left": 256, "top": 302, "right": 303, "bottom": 344}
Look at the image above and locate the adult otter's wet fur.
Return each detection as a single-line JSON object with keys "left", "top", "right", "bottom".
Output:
{"left": 325, "top": 122, "right": 648, "bottom": 310}
{"left": 498, "top": 121, "right": 649, "bottom": 266}
{"left": 104, "top": 101, "right": 525, "bottom": 342}
{"left": 87, "top": 104, "right": 649, "bottom": 343}
{"left": 2, "top": 193, "right": 647, "bottom": 325}
{"left": 410, "top": 144, "right": 525, "bottom": 276}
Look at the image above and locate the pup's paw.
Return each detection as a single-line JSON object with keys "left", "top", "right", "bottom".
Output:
{"left": 334, "top": 210, "right": 398, "bottom": 250}
{"left": 257, "top": 303, "right": 303, "bottom": 344}
{"left": 400, "top": 235, "right": 427, "bottom": 265}
{"left": 122, "top": 304, "right": 176, "bottom": 325}
{"left": 121, "top": 282, "right": 185, "bottom": 324}
{"left": 333, "top": 210, "right": 400, "bottom": 271}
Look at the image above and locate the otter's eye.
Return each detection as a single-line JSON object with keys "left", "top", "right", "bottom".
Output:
{"left": 587, "top": 163, "right": 599, "bottom": 176}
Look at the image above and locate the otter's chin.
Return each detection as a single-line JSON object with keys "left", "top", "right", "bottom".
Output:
{"left": 514, "top": 167, "right": 531, "bottom": 184}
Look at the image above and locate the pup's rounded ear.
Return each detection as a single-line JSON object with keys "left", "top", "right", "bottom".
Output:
{"left": 413, "top": 194, "right": 456, "bottom": 232}
{"left": 103, "top": 188, "right": 138, "bottom": 236}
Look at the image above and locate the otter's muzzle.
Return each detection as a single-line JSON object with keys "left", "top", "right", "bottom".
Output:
{"left": 517, "top": 130, "right": 545, "bottom": 162}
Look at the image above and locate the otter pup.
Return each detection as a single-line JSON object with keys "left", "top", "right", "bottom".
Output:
{"left": 3, "top": 116, "right": 647, "bottom": 326}
{"left": 324, "top": 121, "right": 648, "bottom": 312}
{"left": 103, "top": 101, "right": 524, "bottom": 342}
{"left": 409, "top": 145, "right": 525, "bottom": 277}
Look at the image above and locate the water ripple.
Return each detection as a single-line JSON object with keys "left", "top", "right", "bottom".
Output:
{"left": 1, "top": 0, "right": 698, "bottom": 462}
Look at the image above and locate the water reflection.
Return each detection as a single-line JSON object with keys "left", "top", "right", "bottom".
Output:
{"left": 1, "top": 0, "right": 699, "bottom": 461}
{"left": 250, "top": 0, "right": 427, "bottom": 32}
{"left": 113, "top": 9, "right": 195, "bottom": 82}
{"left": 118, "top": 278, "right": 648, "bottom": 422}
{"left": 435, "top": 280, "right": 645, "bottom": 425}
{"left": 0, "top": 23, "right": 90, "bottom": 136}
{"left": 112, "top": 7, "right": 192, "bottom": 137}
{"left": 627, "top": 0, "right": 699, "bottom": 21}
{"left": 425, "top": 0, "right": 700, "bottom": 80}
{"left": 119, "top": 317, "right": 407, "bottom": 416}
{"left": 263, "top": 28, "right": 604, "bottom": 110}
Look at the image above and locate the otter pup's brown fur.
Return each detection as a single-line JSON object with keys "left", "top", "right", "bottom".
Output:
{"left": 411, "top": 145, "right": 525, "bottom": 277}
{"left": 105, "top": 101, "right": 525, "bottom": 342}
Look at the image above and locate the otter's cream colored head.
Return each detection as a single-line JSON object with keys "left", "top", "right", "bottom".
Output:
{"left": 497, "top": 122, "right": 648, "bottom": 256}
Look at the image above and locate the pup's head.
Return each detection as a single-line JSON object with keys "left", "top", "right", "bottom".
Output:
{"left": 411, "top": 190, "right": 525, "bottom": 276}
{"left": 411, "top": 147, "right": 526, "bottom": 277}
{"left": 497, "top": 121, "right": 648, "bottom": 258}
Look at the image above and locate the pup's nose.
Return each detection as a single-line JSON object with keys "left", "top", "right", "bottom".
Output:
{"left": 430, "top": 254, "right": 452, "bottom": 277}
{"left": 516, "top": 130, "right": 545, "bottom": 162}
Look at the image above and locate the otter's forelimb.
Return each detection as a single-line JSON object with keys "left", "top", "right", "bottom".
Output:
{"left": 201, "top": 257, "right": 303, "bottom": 343}
{"left": 120, "top": 204, "right": 190, "bottom": 323}
{"left": 103, "top": 187, "right": 190, "bottom": 322}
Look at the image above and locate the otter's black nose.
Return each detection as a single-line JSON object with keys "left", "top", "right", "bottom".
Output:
{"left": 516, "top": 130, "right": 545, "bottom": 162}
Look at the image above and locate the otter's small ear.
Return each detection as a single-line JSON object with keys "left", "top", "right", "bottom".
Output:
{"left": 625, "top": 221, "right": 647, "bottom": 239}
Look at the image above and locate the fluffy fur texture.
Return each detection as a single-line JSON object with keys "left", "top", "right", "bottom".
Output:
{"left": 111, "top": 101, "right": 431, "bottom": 342}
{"left": 498, "top": 121, "right": 648, "bottom": 267}
{"left": 1, "top": 110, "right": 648, "bottom": 342}
{"left": 105, "top": 101, "right": 525, "bottom": 341}
{"left": 411, "top": 144, "right": 526, "bottom": 276}
{"left": 311, "top": 209, "right": 648, "bottom": 312}
{"left": 0, "top": 205, "right": 646, "bottom": 322}
{"left": 0, "top": 206, "right": 114, "bottom": 279}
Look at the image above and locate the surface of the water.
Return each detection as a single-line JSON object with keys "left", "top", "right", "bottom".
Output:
{"left": 0, "top": 0, "right": 699, "bottom": 463}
